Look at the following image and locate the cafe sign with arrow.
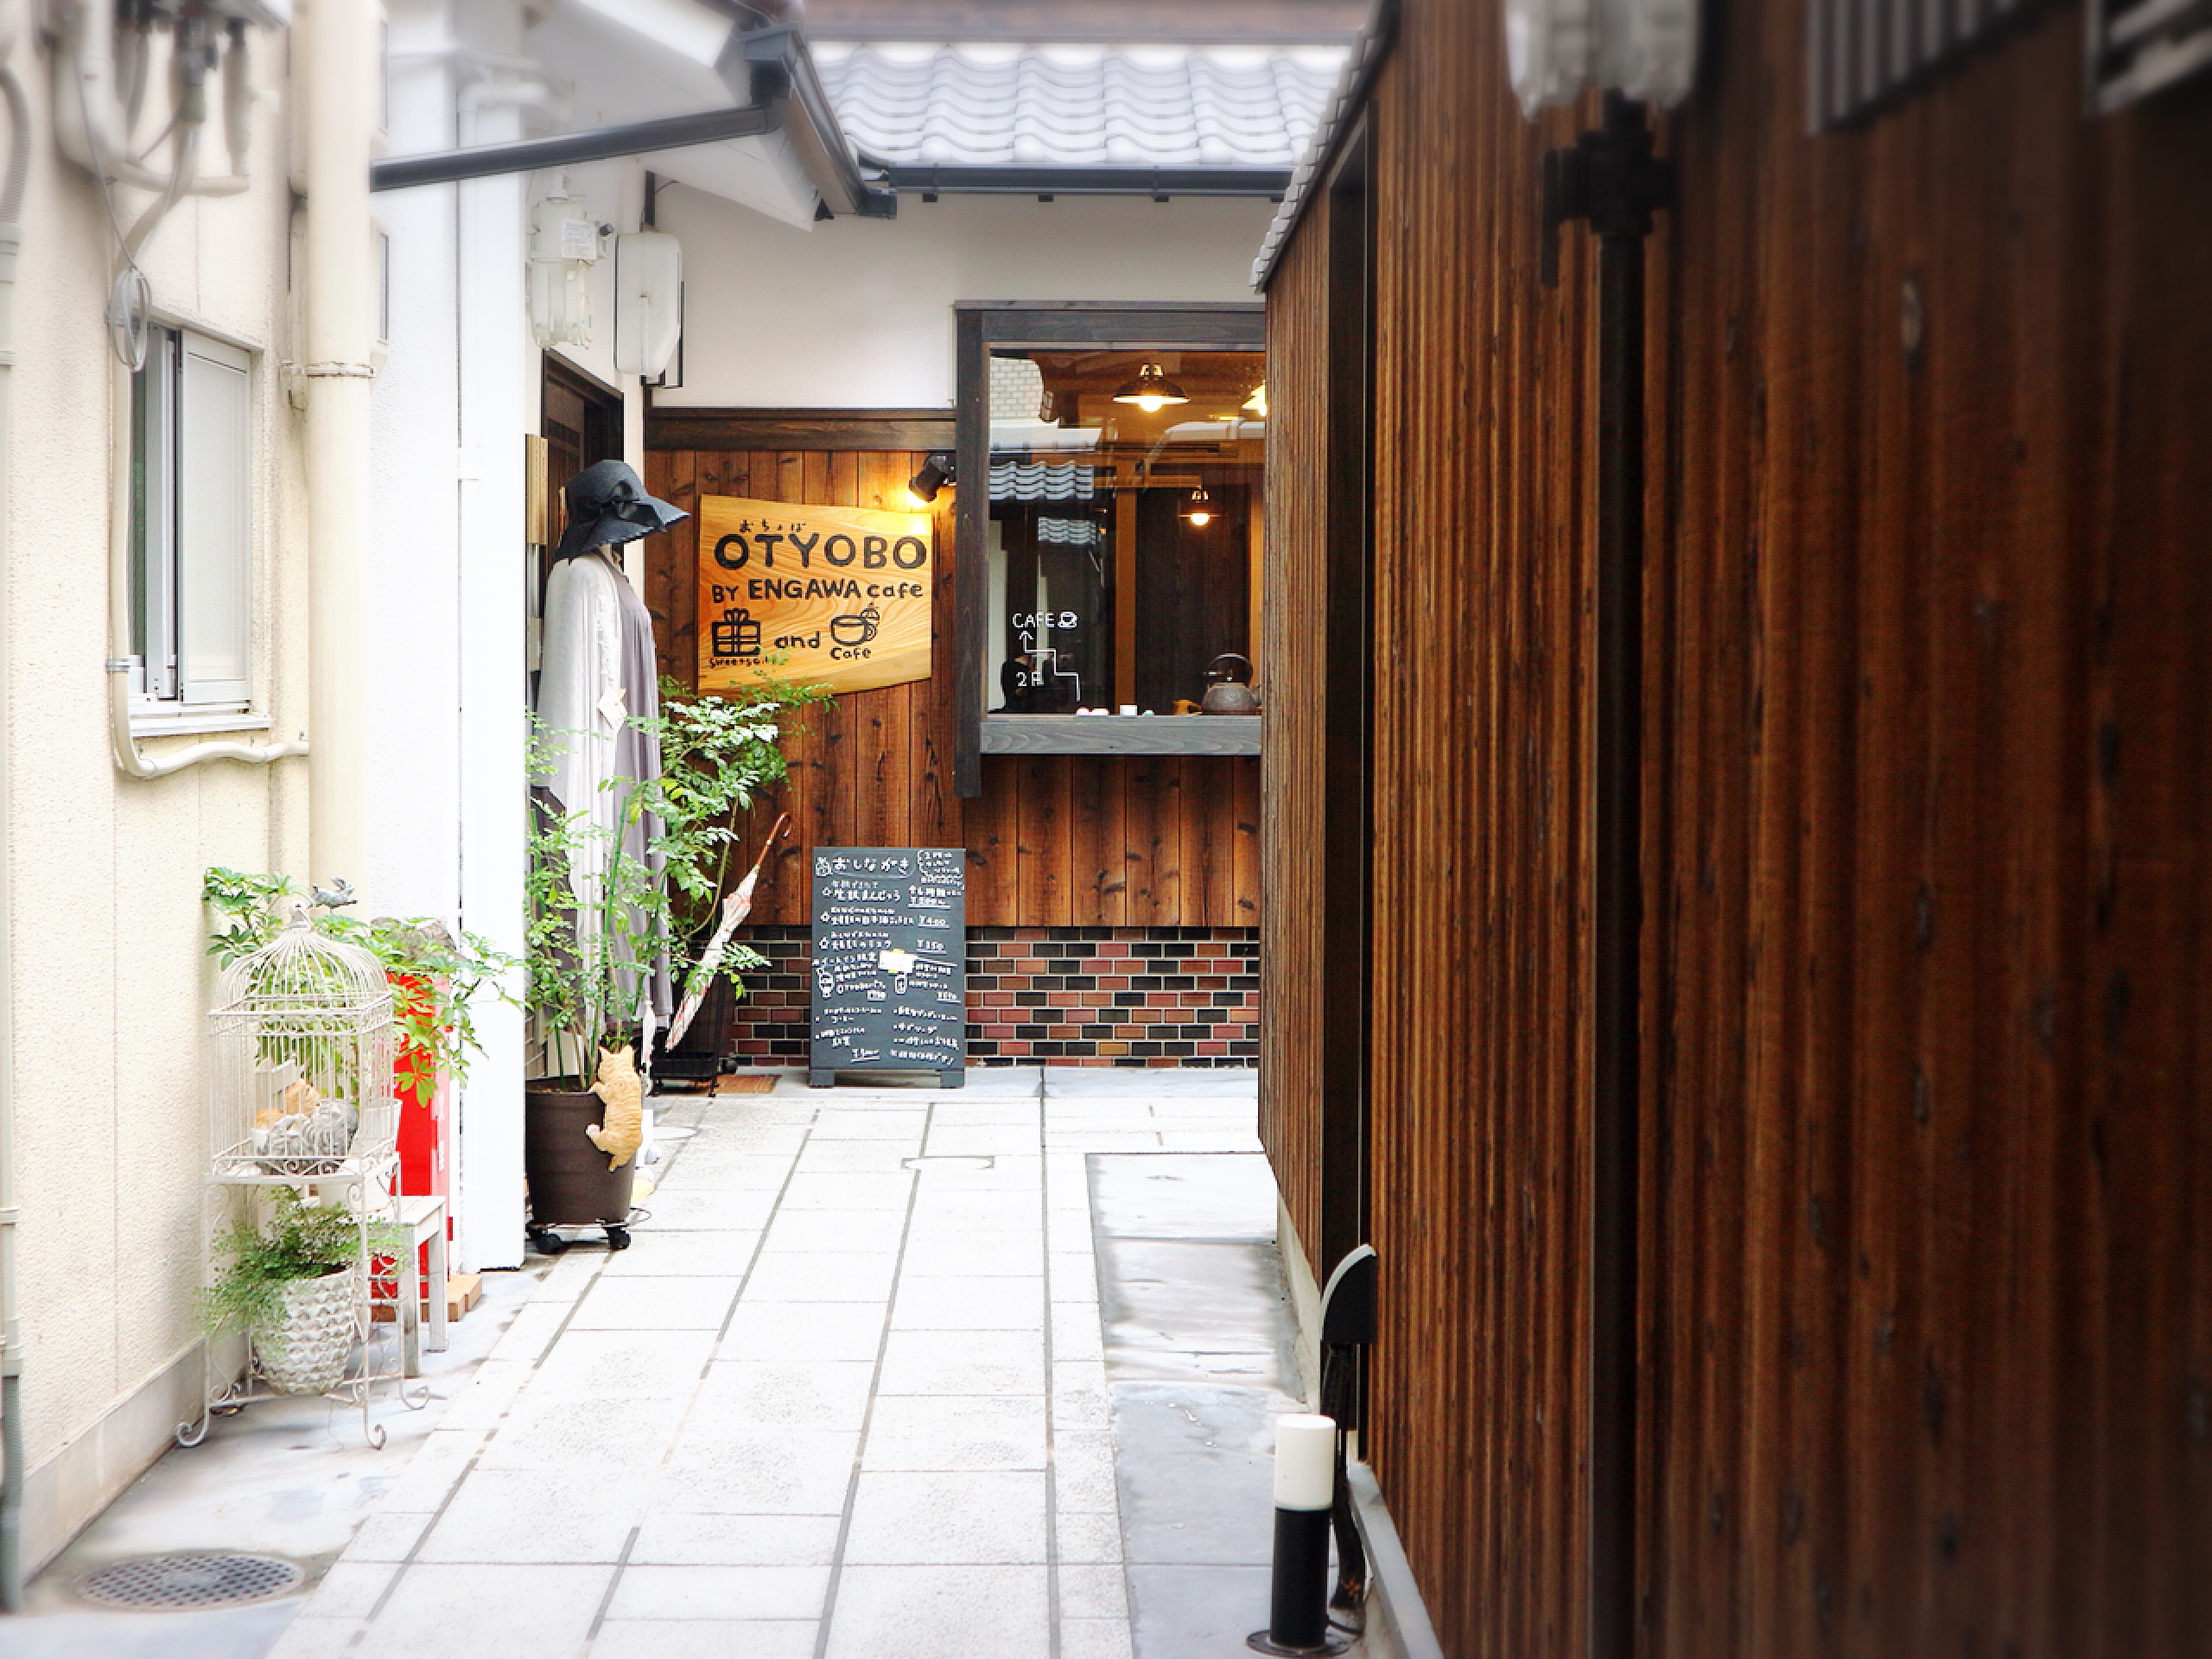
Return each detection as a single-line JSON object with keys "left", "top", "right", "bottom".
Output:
{"left": 696, "top": 493, "right": 935, "bottom": 696}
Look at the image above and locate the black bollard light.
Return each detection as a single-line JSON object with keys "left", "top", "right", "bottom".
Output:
{"left": 1248, "top": 1413, "right": 1349, "bottom": 1655}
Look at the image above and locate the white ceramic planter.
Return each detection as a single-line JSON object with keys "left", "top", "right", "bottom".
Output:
{"left": 252, "top": 1268, "right": 357, "bottom": 1395}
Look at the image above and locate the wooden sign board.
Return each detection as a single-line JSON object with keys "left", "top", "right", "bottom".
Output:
{"left": 696, "top": 494, "right": 934, "bottom": 697}
{"left": 810, "top": 847, "right": 967, "bottom": 1088}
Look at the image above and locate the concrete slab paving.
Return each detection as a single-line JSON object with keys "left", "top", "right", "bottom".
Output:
{"left": 19, "top": 1064, "right": 1345, "bottom": 1659}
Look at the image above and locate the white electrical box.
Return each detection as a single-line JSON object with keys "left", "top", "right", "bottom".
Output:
{"left": 530, "top": 195, "right": 601, "bottom": 350}
{"left": 613, "top": 232, "right": 683, "bottom": 380}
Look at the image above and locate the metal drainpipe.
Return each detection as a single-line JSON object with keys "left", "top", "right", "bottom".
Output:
{"left": 1541, "top": 92, "right": 1672, "bottom": 1659}
{"left": 0, "top": 12, "right": 31, "bottom": 1614}
{"left": 303, "top": 0, "right": 379, "bottom": 897}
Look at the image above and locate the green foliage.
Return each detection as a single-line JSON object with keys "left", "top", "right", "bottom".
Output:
{"left": 525, "top": 677, "right": 823, "bottom": 1076}
{"left": 524, "top": 720, "right": 664, "bottom": 1074}
{"left": 649, "top": 676, "right": 823, "bottom": 958}
{"left": 202, "top": 869, "right": 518, "bottom": 1087}
{"left": 198, "top": 1190, "right": 359, "bottom": 1336}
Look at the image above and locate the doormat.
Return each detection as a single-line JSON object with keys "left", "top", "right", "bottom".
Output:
{"left": 715, "top": 1074, "right": 778, "bottom": 1095}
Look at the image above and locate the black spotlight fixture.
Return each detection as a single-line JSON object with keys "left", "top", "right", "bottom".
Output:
{"left": 908, "top": 452, "right": 956, "bottom": 505}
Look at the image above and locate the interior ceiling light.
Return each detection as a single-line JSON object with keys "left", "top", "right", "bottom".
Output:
{"left": 1183, "top": 484, "right": 1213, "bottom": 527}
{"left": 1112, "top": 362, "right": 1189, "bottom": 414}
{"left": 1242, "top": 383, "right": 1268, "bottom": 417}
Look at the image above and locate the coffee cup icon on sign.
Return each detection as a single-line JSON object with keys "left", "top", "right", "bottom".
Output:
{"left": 829, "top": 606, "right": 881, "bottom": 648}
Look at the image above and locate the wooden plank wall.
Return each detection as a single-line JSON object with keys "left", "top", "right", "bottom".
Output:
{"left": 1258, "top": 206, "right": 1330, "bottom": 1279}
{"left": 1262, "top": 21, "right": 1605, "bottom": 1654}
{"left": 1260, "top": 0, "right": 2212, "bottom": 1654}
{"left": 641, "top": 443, "right": 1259, "bottom": 929}
{"left": 1363, "top": 23, "right": 1599, "bottom": 1655}
{"left": 1643, "top": 4, "right": 2212, "bottom": 1656}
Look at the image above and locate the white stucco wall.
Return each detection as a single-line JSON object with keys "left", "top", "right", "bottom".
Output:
{"left": 372, "top": 0, "right": 660, "bottom": 1274}
{"left": 653, "top": 187, "right": 1276, "bottom": 409}
{"left": 7, "top": 22, "right": 310, "bottom": 1568}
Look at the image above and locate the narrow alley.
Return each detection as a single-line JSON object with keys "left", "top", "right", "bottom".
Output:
{"left": 2, "top": 0, "right": 2206, "bottom": 1651}
{"left": 186, "top": 1066, "right": 1300, "bottom": 1659}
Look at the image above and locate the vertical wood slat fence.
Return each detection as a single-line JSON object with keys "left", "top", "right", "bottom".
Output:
{"left": 1260, "top": 0, "right": 2212, "bottom": 1653}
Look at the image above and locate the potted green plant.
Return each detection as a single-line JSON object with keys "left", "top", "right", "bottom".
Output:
{"left": 204, "top": 870, "right": 516, "bottom": 1160}
{"left": 650, "top": 677, "right": 819, "bottom": 1078}
{"left": 524, "top": 679, "right": 817, "bottom": 1245}
{"left": 200, "top": 1190, "right": 363, "bottom": 1395}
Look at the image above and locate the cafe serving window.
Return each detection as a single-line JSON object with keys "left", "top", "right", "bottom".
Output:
{"left": 955, "top": 304, "right": 1266, "bottom": 793}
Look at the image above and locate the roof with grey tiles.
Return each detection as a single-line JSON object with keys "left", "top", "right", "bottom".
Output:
{"left": 812, "top": 40, "right": 1350, "bottom": 169}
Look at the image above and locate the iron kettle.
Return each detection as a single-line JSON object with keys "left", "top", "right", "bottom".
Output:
{"left": 1200, "top": 653, "right": 1261, "bottom": 715}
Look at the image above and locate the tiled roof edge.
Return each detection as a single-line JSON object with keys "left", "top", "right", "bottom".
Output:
{"left": 1249, "top": 0, "right": 1401, "bottom": 291}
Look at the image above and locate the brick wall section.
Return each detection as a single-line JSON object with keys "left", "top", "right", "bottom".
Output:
{"left": 726, "top": 925, "right": 1259, "bottom": 1069}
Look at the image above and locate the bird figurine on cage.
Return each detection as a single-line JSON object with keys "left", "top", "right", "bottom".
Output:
{"left": 584, "top": 1045, "right": 644, "bottom": 1169}
{"left": 310, "top": 878, "right": 358, "bottom": 911}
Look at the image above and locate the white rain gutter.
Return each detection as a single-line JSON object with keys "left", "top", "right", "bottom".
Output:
{"left": 302, "top": 0, "right": 376, "bottom": 893}
{"left": 0, "top": 0, "right": 29, "bottom": 1614}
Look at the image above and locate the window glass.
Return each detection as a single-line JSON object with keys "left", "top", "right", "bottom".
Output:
{"left": 131, "top": 325, "right": 252, "bottom": 709}
{"left": 983, "top": 347, "right": 1264, "bottom": 716}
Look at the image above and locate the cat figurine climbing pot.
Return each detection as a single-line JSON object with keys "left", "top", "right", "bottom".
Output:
{"left": 583, "top": 1044, "right": 644, "bottom": 1170}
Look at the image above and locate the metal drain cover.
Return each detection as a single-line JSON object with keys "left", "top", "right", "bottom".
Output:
{"left": 78, "top": 1552, "right": 303, "bottom": 1609}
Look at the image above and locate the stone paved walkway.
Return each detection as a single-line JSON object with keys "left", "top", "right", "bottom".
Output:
{"left": 267, "top": 1065, "right": 1271, "bottom": 1659}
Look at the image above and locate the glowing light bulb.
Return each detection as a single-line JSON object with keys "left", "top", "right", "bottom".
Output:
{"left": 1113, "top": 362, "right": 1189, "bottom": 411}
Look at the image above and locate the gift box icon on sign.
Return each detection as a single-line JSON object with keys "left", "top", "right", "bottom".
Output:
{"left": 714, "top": 609, "right": 762, "bottom": 658}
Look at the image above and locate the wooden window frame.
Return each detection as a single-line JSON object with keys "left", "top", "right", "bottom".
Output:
{"left": 953, "top": 301, "right": 1268, "bottom": 798}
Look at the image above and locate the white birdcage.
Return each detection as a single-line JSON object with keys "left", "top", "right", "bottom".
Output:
{"left": 208, "top": 908, "right": 399, "bottom": 1180}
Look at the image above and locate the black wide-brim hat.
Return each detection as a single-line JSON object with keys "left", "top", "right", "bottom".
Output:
{"left": 554, "top": 459, "right": 689, "bottom": 559}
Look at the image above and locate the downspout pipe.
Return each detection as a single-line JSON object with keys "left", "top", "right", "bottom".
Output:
{"left": 303, "top": 0, "right": 378, "bottom": 896}
{"left": 0, "top": 3, "right": 29, "bottom": 1615}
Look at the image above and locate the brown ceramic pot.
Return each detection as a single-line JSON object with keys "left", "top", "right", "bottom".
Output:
{"left": 524, "top": 1083, "right": 636, "bottom": 1226}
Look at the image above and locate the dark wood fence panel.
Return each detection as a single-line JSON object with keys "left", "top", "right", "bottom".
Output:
{"left": 642, "top": 441, "right": 1255, "bottom": 930}
{"left": 1259, "top": 201, "right": 1331, "bottom": 1276}
{"left": 1644, "top": 8, "right": 2212, "bottom": 1656}
{"left": 1334, "top": 27, "right": 1602, "bottom": 1655}
{"left": 1262, "top": 0, "right": 2210, "bottom": 1654}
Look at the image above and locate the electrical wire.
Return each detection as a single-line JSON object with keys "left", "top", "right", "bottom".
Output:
{"left": 70, "top": 9, "right": 200, "bottom": 371}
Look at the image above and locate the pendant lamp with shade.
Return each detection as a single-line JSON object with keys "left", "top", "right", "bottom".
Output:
{"left": 1113, "top": 362, "right": 1189, "bottom": 415}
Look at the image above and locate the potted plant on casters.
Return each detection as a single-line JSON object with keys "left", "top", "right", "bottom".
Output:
{"left": 524, "top": 683, "right": 815, "bottom": 1249}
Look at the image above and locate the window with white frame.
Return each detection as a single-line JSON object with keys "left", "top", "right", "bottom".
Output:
{"left": 130, "top": 325, "right": 252, "bottom": 709}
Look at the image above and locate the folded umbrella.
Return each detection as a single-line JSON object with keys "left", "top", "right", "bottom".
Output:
{"left": 665, "top": 814, "right": 791, "bottom": 1049}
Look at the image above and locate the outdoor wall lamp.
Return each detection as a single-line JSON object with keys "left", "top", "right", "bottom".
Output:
{"left": 907, "top": 454, "right": 956, "bottom": 505}
{"left": 1506, "top": 0, "right": 1699, "bottom": 115}
{"left": 1183, "top": 484, "right": 1214, "bottom": 526}
{"left": 1111, "top": 361, "right": 1189, "bottom": 413}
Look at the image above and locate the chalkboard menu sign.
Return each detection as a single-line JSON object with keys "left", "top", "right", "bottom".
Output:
{"left": 809, "top": 848, "right": 967, "bottom": 1088}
